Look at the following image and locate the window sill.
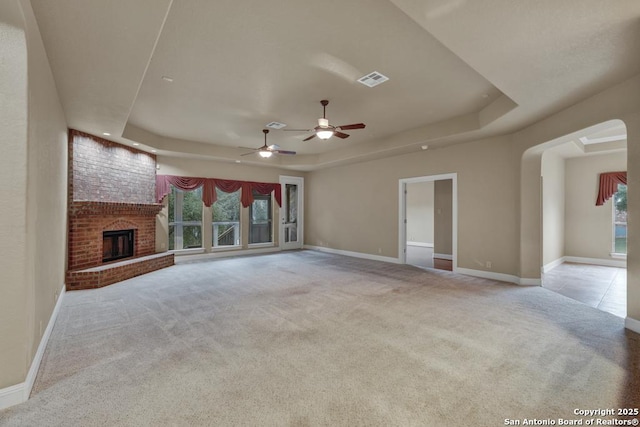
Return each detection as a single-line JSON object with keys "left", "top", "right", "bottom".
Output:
{"left": 171, "top": 248, "right": 205, "bottom": 256}
{"left": 211, "top": 245, "right": 242, "bottom": 253}
{"left": 248, "top": 242, "right": 275, "bottom": 249}
{"left": 610, "top": 252, "right": 627, "bottom": 260}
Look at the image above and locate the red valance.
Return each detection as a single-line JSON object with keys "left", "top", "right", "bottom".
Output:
{"left": 156, "top": 175, "right": 282, "bottom": 208}
{"left": 596, "top": 171, "right": 627, "bottom": 206}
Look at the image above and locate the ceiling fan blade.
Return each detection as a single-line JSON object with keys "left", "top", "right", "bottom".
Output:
{"left": 336, "top": 123, "right": 365, "bottom": 130}
{"left": 303, "top": 134, "right": 317, "bottom": 142}
{"left": 283, "top": 128, "right": 312, "bottom": 132}
{"left": 240, "top": 152, "right": 256, "bottom": 156}
{"left": 334, "top": 131, "right": 350, "bottom": 139}
{"left": 238, "top": 146, "right": 257, "bottom": 150}
{"left": 275, "top": 150, "right": 296, "bottom": 155}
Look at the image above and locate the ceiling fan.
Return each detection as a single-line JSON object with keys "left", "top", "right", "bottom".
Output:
{"left": 285, "top": 100, "right": 365, "bottom": 141}
{"left": 240, "top": 129, "right": 296, "bottom": 158}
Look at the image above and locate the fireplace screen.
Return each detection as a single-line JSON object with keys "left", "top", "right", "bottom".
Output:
{"left": 103, "top": 229, "right": 134, "bottom": 262}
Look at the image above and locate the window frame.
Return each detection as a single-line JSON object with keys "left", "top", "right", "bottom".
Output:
{"left": 248, "top": 191, "right": 273, "bottom": 246}
{"left": 168, "top": 186, "right": 204, "bottom": 252}
{"left": 212, "top": 188, "right": 241, "bottom": 249}
{"left": 611, "top": 183, "right": 627, "bottom": 258}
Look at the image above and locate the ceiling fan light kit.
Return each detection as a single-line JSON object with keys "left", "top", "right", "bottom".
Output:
{"left": 239, "top": 129, "right": 296, "bottom": 159}
{"left": 286, "top": 100, "right": 366, "bottom": 142}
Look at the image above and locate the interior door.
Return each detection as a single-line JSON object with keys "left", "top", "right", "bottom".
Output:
{"left": 279, "top": 176, "right": 304, "bottom": 250}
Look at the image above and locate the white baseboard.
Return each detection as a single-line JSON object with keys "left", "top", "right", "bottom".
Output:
{"left": 407, "top": 241, "right": 434, "bottom": 248}
{"left": 0, "top": 383, "right": 25, "bottom": 411}
{"left": 304, "top": 245, "right": 400, "bottom": 264}
{"left": 542, "top": 257, "right": 565, "bottom": 273}
{"left": 564, "top": 256, "right": 626, "bottom": 268}
{"left": 625, "top": 317, "right": 640, "bottom": 335}
{"left": 0, "top": 283, "right": 65, "bottom": 411}
{"left": 175, "top": 246, "right": 281, "bottom": 263}
{"left": 433, "top": 253, "right": 453, "bottom": 261}
{"left": 456, "top": 267, "right": 540, "bottom": 286}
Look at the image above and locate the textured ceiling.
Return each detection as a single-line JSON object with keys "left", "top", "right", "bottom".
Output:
{"left": 30, "top": 0, "right": 640, "bottom": 170}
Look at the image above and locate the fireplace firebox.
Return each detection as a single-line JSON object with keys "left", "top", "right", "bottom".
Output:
{"left": 103, "top": 229, "right": 134, "bottom": 262}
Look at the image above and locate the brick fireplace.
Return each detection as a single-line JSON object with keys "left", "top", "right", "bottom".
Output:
{"left": 66, "top": 130, "right": 173, "bottom": 290}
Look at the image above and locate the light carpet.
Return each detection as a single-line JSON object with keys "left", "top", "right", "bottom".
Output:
{"left": 1, "top": 250, "right": 638, "bottom": 426}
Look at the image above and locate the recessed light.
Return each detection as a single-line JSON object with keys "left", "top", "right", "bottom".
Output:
{"left": 482, "top": 94, "right": 489, "bottom": 98}
{"left": 102, "top": 132, "right": 111, "bottom": 136}
{"left": 235, "top": 160, "right": 241, "bottom": 164}
{"left": 421, "top": 145, "right": 429, "bottom": 150}
{"left": 132, "top": 143, "right": 140, "bottom": 146}
{"left": 162, "top": 76, "right": 174, "bottom": 82}
{"left": 151, "top": 149, "right": 157, "bottom": 153}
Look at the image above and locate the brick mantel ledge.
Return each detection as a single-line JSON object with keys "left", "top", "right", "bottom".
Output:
{"left": 70, "top": 201, "right": 163, "bottom": 217}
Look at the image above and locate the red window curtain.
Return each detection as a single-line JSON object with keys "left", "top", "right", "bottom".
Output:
{"left": 157, "top": 175, "right": 282, "bottom": 208}
{"left": 596, "top": 171, "right": 627, "bottom": 206}
{"left": 155, "top": 175, "right": 210, "bottom": 204}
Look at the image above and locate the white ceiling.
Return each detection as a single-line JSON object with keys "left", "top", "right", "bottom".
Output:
{"left": 30, "top": 0, "right": 640, "bottom": 170}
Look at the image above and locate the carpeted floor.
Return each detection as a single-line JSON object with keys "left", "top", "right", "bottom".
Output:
{"left": 1, "top": 250, "right": 638, "bottom": 426}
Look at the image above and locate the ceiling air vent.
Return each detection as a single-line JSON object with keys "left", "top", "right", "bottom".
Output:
{"left": 266, "top": 121, "right": 287, "bottom": 129}
{"left": 357, "top": 71, "right": 389, "bottom": 88}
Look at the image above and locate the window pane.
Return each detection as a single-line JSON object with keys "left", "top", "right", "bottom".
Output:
{"left": 168, "top": 225, "right": 175, "bottom": 250}
{"left": 168, "top": 187, "right": 176, "bottom": 223}
{"left": 213, "top": 189, "right": 240, "bottom": 247}
{"left": 614, "top": 184, "right": 627, "bottom": 254}
{"left": 249, "top": 193, "right": 272, "bottom": 244}
{"left": 183, "top": 187, "right": 203, "bottom": 222}
{"left": 168, "top": 186, "right": 203, "bottom": 250}
{"left": 183, "top": 225, "right": 202, "bottom": 249}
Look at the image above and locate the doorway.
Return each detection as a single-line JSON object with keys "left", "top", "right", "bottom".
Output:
{"left": 279, "top": 176, "right": 304, "bottom": 250}
{"left": 399, "top": 173, "right": 457, "bottom": 271}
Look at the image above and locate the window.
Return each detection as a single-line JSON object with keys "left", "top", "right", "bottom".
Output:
{"left": 249, "top": 191, "right": 272, "bottom": 244}
{"left": 168, "top": 186, "right": 203, "bottom": 250}
{"left": 613, "top": 184, "right": 627, "bottom": 254}
{"left": 212, "top": 188, "right": 240, "bottom": 247}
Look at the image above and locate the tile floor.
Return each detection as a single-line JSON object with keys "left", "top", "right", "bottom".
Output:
{"left": 543, "top": 263, "right": 626, "bottom": 318}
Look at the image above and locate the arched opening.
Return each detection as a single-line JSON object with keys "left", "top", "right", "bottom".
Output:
{"left": 522, "top": 119, "right": 628, "bottom": 317}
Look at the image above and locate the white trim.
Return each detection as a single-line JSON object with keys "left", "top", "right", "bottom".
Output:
{"left": 456, "top": 267, "right": 540, "bottom": 286}
{"left": 433, "top": 253, "right": 453, "bottom": 260}
{"left": 564, "top": 256, "right": 626, "bottom": 268}
{"left": 542, "top": 257, "right": 565, "bottom": 273}
{"left": 610, "top": 252, "right": 627, "bottom": 260}
{"left": 625, "top": 317, "right": 640, "bottom": 335}
{"left": 174, "top": 246, "right": 281, "bottom": 263}
{"left": 279, "top": 176, "right": 304, "bottom": 251}
{"left": 399, "top": 173, "right": 457, "bottom": 271}
{"left": 0, "top": 383, "right": 25, "bottom": 411}
{"left": 247, "top": 242, "right": 275, "bottom": 249}
{"left": 407, "top": 241, "right": 433, "bottom": 248}
{"left": 0, "top": 284, "right": 66, "bottom": 411}
{"left": 304, "top": 245, "right": 400, "bottom": 264}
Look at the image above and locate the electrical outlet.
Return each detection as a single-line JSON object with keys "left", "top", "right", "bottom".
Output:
{"left": 486, "top": 261, "right": 492, "bottom": 269}
{"left": 160, "top": 242, "right": 166, "bottom": 249}
{"left": 378, "top": 248, "right": 382, "bottom": 254}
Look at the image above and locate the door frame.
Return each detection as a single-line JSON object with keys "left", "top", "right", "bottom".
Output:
{"left": 398, "top": 173, "right": 457, "bottom": 271}
{"left": 279, "top": 175, "right": 304, "bottom": 250}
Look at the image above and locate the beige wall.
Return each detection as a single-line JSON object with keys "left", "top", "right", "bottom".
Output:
{"left": 541, "top": 148, "right": 566, "bottom": 266}
{"left": 0, "top": 0, "right": 68, "bottom": 391}
{"left": 406, "top": 181, "right": 434, "bottom": 244}
{"left": 564, "top": 151, "right": 626, "bottom": 260}
{"left": 434, "top": 179, "right": 453, "bottom": 256}
{"left": 156, "top": 156, "right": 306, "bottom": 252}
{"left": 306, "top": 136, "right": 519, "bottom": 273}
{"left": 514, "top": 74, "right": 638, "bottom": 318}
